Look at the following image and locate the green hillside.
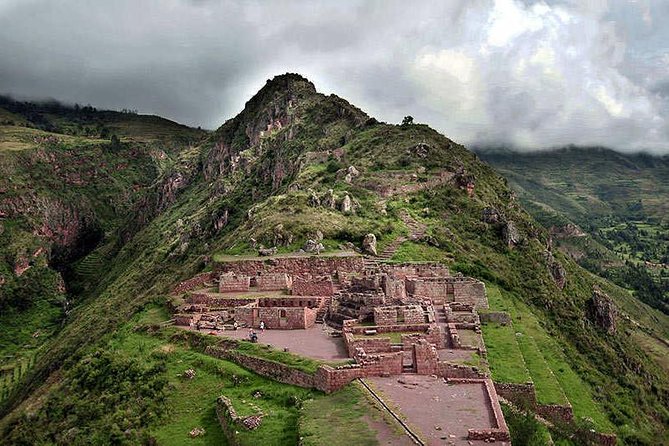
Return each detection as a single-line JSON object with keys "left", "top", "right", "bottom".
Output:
{"left": 480, "top": 147, "right": 669, "bottom": 315}
{"left": 0, "top": 76, "right": 667, "bottom": 445}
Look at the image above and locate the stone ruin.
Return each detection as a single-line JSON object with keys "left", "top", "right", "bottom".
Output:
{"left": 172, "top": 253, "right": 510, "bottom": 443}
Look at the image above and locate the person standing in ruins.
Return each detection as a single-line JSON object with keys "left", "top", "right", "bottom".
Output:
{"left": 259, "top": 320, "right": 265, "bottom": 332}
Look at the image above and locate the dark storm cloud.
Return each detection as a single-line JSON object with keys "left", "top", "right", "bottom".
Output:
{"left": 0, "top": 0, "right": 668, "bottom": 153}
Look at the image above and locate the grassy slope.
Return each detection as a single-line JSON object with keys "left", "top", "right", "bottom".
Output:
{"left": 1, "top": 76, "right": 668, "bottom": 444}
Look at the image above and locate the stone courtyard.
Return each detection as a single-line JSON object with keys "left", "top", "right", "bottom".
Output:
{"left": 172, "top": 252, "right": 510, "bottom": 443}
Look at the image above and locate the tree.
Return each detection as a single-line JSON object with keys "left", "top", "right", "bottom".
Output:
{"left": 401, "top": 116, "right": 414, "bottom": 125}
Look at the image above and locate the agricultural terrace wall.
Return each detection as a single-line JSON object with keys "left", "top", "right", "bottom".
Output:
{"left": 493, "top": 382, "right": 575, "bottom": 425}
{"left": 172, "top": 272, "right": 216, "bottom": 294}
{"left": 479, "top": 312, "right": 511, "bottom": 325}
{"left": 214, "top": 255, "right": 364, "bottom": 277}
{"left": 292, "top": 276, "right": 334, "bottom": 296}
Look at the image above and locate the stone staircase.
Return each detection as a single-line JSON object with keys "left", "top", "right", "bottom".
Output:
{"left": 371, "top": 210, "right": 428, "bottom": 262}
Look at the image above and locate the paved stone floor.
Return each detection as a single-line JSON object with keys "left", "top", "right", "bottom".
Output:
{"left": 367, "top": 375, "right": 507, "bottom": 446}
{"left": 202, "top": 325, "right": 349, "bottom": 361}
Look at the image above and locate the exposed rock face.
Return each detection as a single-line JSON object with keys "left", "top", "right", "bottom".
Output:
{"left": 409, "top": 142, "right": 431, "bottom": 158}
{"left": 482, "top": 207, "right": 501, "bottom": 224}
{"left": 550, "top": 223, "right": 587, "bottom": 238}
{"left": 587, "top": 289, "right": 617, "bottom": 334}
{"left": 322, "top": 189, "right": 336, "bottom": 209}
{"left": 544, "top": 250, "right": 567, "bottom": 289}
{"left": 502, "top": 221, "right": 521, "bottom": 248}
{"left": 362, "top": 233, "right": 377, "bottom": 256}
{"left": 213, "top": 209, "right": 229, "bottom": 231}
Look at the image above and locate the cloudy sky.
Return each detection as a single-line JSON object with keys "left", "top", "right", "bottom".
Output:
{"left": 1, "top": 0, "right": 668, "bottom": 153}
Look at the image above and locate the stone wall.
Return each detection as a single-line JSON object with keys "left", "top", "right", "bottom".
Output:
{"left": 219, "top": 273, "right": 250, "bottom": 293}
{"left": 380, "top": 263, "right": 450, "bottom": 278}
{"left": 214, "top": 255, "right": 364, "bottom": 277}
{"left": 413, "top": 339, "right": 439, "bottom": 375}
{"left": 205, "top": 345, "right": 402, "bottom": 393}
{"left": 445, "top": 323, "right": 460, "bottom": 348}
{"left": 494, "top": 382, "right": 537, "bottom": 409}
{"left": 381, "top": 276, "right": 406, "bottom": 301}
{"left": 373, "top": 305, "right": 425, "bottom": 326}
{"left": 257, "top": 296, "right": 324, "bottom": 309}
{"left": 187, "top": 293, "right": 258, "bottom": 307}
{"left": 536, "top": 404, "right": 574, "bottom": 424}
{"left": 453, "top": 280, "right": 487, "bottom": 309}
{"left": 438, "top": 362, "right": 487, "bottom": 379}
{"left": 215, "top": 396, "right": 263, "bottom": 445}
{"left": 256, "top": 273, "right": 292, "bottom": 291}
{"left": 405, "top": 278, "right": 452, "bottom": 300}
{"left": 344, "top": 332, "right": 393, "bottom": 356}
{"left": 172, "top": 271, "right": 215, "bottom": 294}
{"left": 493, "top": 381, "right": 575, "bottom": 425}
{"left": 292, "top": 276, "right": 334, "bottom": 296}
{"left": 234, "top": 306, "right": 317, "bottom": 329}
{"left": 465, "top": 379, "right": 511, "bottom": 442}
{"left": 215, "top": 396, "right": 242, "bottom": 446}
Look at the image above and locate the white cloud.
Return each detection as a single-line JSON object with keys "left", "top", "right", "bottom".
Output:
{"left": 0, "top": 0, "right": 667, "bottom": 153}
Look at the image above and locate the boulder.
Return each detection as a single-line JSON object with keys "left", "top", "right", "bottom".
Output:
{"left": 502, "top": 220, "right": 521, "bottom": 248}
{"left": 303, "top": 239, "right": 324, "bottom": 254}
{"left": 481, "top": 207, "right": 501, "bottom": 224}
{"left": 340, "top": 194, "right": 353, "bottom": 214}
{"left": 322, "top": 189, "right": 336, "bottom": 209}
{"left": 258, "top": 246, "right": 277, "bottom": 256}
{"left": 362, "top": 233, "right": 377, "bottom": 256}
{"left": 344, "top": 165, "right": 360, "bottom": 183}
{"left": 588, "top": 289, "right": 617, "bottom": 334}
{"left": 307, "top": 189, "right": 320, "bottom": 207}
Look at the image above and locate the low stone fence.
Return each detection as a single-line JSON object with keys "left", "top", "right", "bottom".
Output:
{"left": 204, "top": 345, "right": 402, "bottom": 393}
{"left": 215, "top": 396, "right": 264, "bottom": 445}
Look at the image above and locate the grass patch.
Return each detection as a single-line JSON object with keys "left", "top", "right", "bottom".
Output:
{"left": 298, "top": 384, "right": 379, "bottom": 446}
{"left": 481, "top": 322, "right": 530, "bottom": 383}
{"left": 485, "top": 284, "right": 613, "bottom": 430}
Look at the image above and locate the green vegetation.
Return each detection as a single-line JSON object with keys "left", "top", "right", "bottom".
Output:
{"left": 480, "top": 147, "right": 669, "bottom": 315}
{"left": 481, "top": 322, "right": 530, "bottom": 383}
{"left": 483, "top": 284, "right": 612, "bottom": 430}
{"left": 298, "top": 384, "right": 380, "bottom": 446}
{"left": 1, "top": 75, "right": 668, "bottom": 444}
